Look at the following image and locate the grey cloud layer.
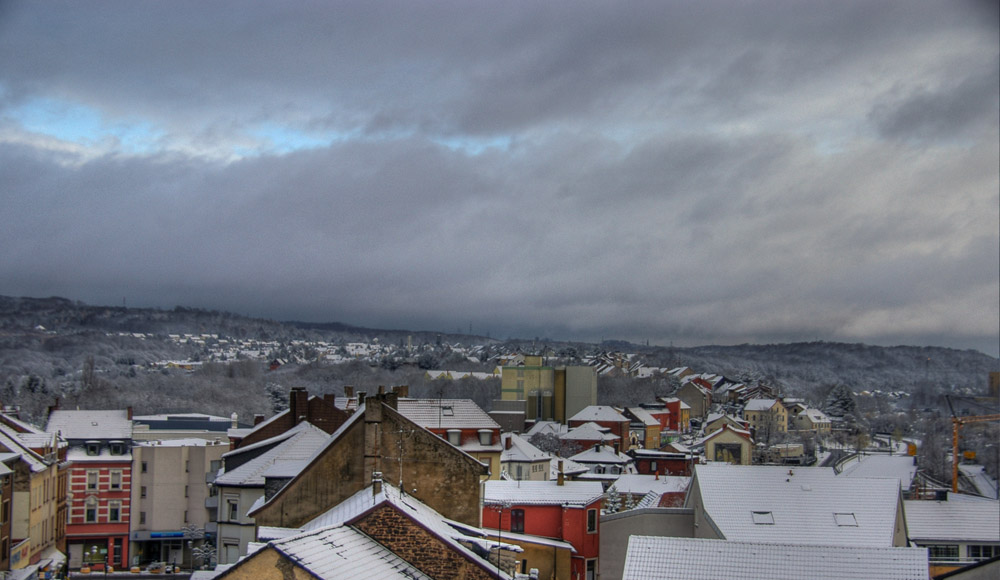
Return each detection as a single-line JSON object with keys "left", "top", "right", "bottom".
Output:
{"left": 0, "top": 1, "right": 997, "bottom": 355}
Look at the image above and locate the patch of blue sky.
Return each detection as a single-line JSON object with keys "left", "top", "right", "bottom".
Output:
{"left": 248, "top": 123, "right": 358, "bottom": 154}
{"left": 8, "top": 96, "right": 163, "bottom": 154}
{"left": 430, "top": 134, "right": 512, "bottom": 156}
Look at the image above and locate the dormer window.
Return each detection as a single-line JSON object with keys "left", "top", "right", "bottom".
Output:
{"left": 85, "top": 441, "right": 100, "bottom": 456}
{"left": 109, "top": 441, "right": 126, "bottom": 455}
{"left": 447, "top": 429, "right": 461, "bottom": 446}
{"left": 478, "top": 429, "right": 492, "bottom": 446}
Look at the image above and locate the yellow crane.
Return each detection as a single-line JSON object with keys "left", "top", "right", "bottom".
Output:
{"left": 946, "top": 396, "right": 1000, "bottom": 493}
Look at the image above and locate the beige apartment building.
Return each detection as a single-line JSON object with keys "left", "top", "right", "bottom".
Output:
{"left": 129, "top": 438, "right": 228, "bottom": 569}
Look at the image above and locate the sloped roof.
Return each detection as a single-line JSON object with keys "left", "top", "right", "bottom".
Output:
{"left": 611, "top": 474, "right": 690, "bottom": 495}
{"left": 569, "top": 445, "right": 631, "bottom": 465}
{"left": 839, "top": 455, "right": 918, "bottom": 491}
{"left": 524, "top": 420, "right": 567, "bottom": 438}
{"left": 299, "top": 483, "right": 520, "bottom": 569}
{"left": 904, "top": 495, "right": 1000, "bottom": 543}
{"left": 626, "top": 407, "right": 659, "bottom": 427}
{"left": 568, "top": 405, "right": 627, "bottom": 423}
{"left": 263, "top": 525, "right": 433, "bottom": 579}
{"left": 744, "top": 398, "right": 781, "bottom": 412}
{"left": 622, "top": 537, "right": 928, "bottom": 580}
{"left": 690, "top": 464, "right": 902, "bottom": 547}
{"left": 396, "top": 398, "right": 500, "bottom": 431}
{"left": 45, "top": 409, "right": 131, "bottom": 440}
{"left": 214, "top": 422, "right": 329, "bottom": 487}
{"left": 500, "top": 433, "right": 550, "bottom": 463}
{"left": 560, "top": 424, "right": 619, "bottom": 442}
{"left": 484, "top": 480, "right": 604, "bottom": 507}
{"left": 0, "top": 424, "right": 50, "bottom": 473}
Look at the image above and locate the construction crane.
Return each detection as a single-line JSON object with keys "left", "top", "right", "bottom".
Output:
{"left": 946, "top": 395, "right": 1000, "bottom": 493}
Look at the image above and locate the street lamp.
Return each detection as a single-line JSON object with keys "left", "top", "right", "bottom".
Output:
{"left": 90, "top": 545, "right": 108, "bottom": 578}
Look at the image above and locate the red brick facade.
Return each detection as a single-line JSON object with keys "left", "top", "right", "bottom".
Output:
{"left": 66, "top": 460, "right": 131, "bottom": 569}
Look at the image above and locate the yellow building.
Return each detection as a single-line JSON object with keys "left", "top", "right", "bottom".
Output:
{"left": 701, "top": 425, "right": 754, "bottom": 465}
{"left": 743, "top": 399, "right": 788, "bottom": 436}
{"left": 500, "top": 356, "right": 596, "bottom": 423}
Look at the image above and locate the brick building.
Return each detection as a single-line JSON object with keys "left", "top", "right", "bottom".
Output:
{"left": 45, "top": 408, "right": 133, "bottom": 571}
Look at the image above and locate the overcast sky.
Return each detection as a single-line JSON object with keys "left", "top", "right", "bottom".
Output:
{"left": 1, "top": 1, "right": 998, "bottom": 356}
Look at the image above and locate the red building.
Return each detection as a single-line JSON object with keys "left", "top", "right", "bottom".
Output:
{"left": 46, "top": 408, "right": 133, "bottom": 571}
{"left": 483, "top": 479, "right": 604, "bottom": 580}
{"left": 567, "top": 406, "right": 630, "bottom": 451}
{"left": 628, "top": 448, "right": 694, "bottom": 476}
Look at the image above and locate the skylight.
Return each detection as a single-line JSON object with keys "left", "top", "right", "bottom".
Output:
{"left": 833, "top": 512, "right": 858, "bottom": 526}
{"left": 751, "top": 511, "right": 774, "bottom": 525}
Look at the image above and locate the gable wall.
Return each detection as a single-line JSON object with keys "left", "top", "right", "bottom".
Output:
{"left": 252, "top": 398, "right": 487, "bottom": 529}
{"left": 354, "top": 503, "right": 496, "bottom": 580}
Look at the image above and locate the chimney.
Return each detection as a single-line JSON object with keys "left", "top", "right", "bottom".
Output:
{"left": 378, "top": 385, "right": 386, "bottom": 395}
{"left": 324, "top": 394, "right": 337, "bottom": 406}
{"left": 127, "top": 406, "right": 133, "bottom": 420}
{"left": 393, "top": 385, "right": 409, "bottom": 398}
{"left": 557, "top": 460, "right": 565, "bottom": 486}
{"left": 344, "top": 386, "right": 354, "bottom": 398}
{"left": 230, "top": 412, "right": 238, "bottom": 428}
{"left": 505, "top": 436, "right": 513, "bottom": 450}
{"left": 290, "top": 387, "right": 308, "bottom": 425}
{"left": 372, "top": 471, "right": 383, "bottom": 497}
{"left": 253, "top": 414, "right": 265, "bottom": 426}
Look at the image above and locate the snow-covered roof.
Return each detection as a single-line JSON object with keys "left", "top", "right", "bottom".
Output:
{"left": 46, "top": 409, "right": 131, "bottom": 440}
{"left": 838, "top": 455, "right": 918, "bottom": 491}
{"left": 550, "top": 457, "right": 589, "bottom": 479}
{"left": 500, "top": 433, "right": 550, "bottom": 463}
{"left": 569, "top": 445, "right": 631, "bottom": 465}
{"left": 484, "top": 480, "right": 604, "bottom": 507}
{"left": 524, "top": 420, "right": 567, "bottom": 438}
{"left": 396, "top": 398, "right": 500, "bottom": 431}
{"left": 622, "top": 537, "right": 928, "bottom": 580}
{"left": 958, "top": 464, "right": 1000, "bottom": 499}
{"left": 265, "top": 525, "right": 433, "bottom": 579}
{"left": 568, "top": 405, "right": 627, "bottom": 423}
{"left": 611, "top": 474, "right": 690, "bottom": 496}
{"left": 691, "top": 464, "right": 903, "bottom": 547}
{"left": 560, "top": 424, "right": 619, "bottom": 442}
{"left": 744, "top": 398, "right": 781, "bottom": 412}
{"left": 300, "top": 483, "right": 521, "bottom": 567}
{"left": 136, "top": 438, "right": 225, "bottom": 448}
{"left": 215, "top": 422, "right": 329, "bottom": 488}
{"left": 0, "top": 425, "right": 50, "bottom": 473}
{"left": 904, "top": 495, "right": 1000, "bottom": 543}
{"left": 626, "top": 407, "right": 659, "bottom": 427}
{"left": 696, "top": 425, "right": 752, "bottom": 446}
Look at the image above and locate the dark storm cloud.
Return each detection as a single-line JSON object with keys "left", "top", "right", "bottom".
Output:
{"left": 0, "top": 1, "right": 997, "bottom": 356}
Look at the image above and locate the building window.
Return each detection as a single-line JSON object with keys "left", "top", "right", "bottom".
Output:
{"left": 140, "top": 511, "right": 146, "bottom": 525}
{"left": 586, "top": 559, "right": 597, "bottom": 580}
{"left": 141, "top": 486, "right": 147, "bottom": 498}
{"left": 85, "top": 506, "right": 97, "bottom": 523}
{"left": 141, "top": 461, "right": 147, "bottom": 473}
{"left": 86, "top": 471, "right": 98, "bottom": 491}
{"left": 227, "top": 498, "right": 239, "bottom": 522}
{"left": 478, "top": 429, "right": 492, "bottom": 446}
{"left": 650, "top": 461, "right": 657, "bottom": 472}
{"left": 447, "top": 429, "right": 461, "bottom": 446}
{"left": 184, "top": 485, "right": 189, "bottom": 498}
{"left": 85, "top": 442, "right": 100, "bottom": 456}
{"left": 927, "top": 545, "right": 959, "bottom": 562}
{"left": 184, "top": 510, "right": 188, "bottom": 523}
{"left": 969, "top": 545, "right": 998, "bottom": 560}
{"left": 108, "top": 501, "right": 121, "bottom": 522}
{"left": 110, "top": 441, "right": 125, "bottom": 455}
{"left": 515, "top": 465, "right": 523, "bottom": 480}
{"left": 110, "top": 470, "right": 122, "bottom": 490}
{"left": 587, "top": 508, "right": 597, "bottom": 533}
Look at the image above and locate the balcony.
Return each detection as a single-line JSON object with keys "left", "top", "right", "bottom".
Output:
{"left": 205, "top": 496, "right": 218, "bottom": 509}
